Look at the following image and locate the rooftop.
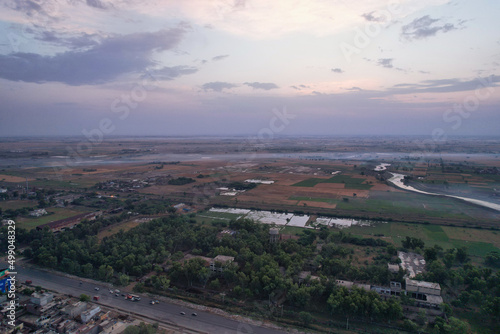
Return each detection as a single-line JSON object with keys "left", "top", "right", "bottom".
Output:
{"left": 212, "top": 255, "right": 235, "bottom": 263}
{"left": 406, "top": 278, "right": 441, "bottom": 290}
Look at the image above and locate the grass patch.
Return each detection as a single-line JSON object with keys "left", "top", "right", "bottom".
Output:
{"left": 346, "top": 222, "right": 500, "bottom": 258}
{"left": 291, "top": 175, "right": 373, "bottom": 190}
{"left": 289, "top": 196, "right": 337, "bottom": 204}
{"left": 449, "top": 240, "right": 500, "bottom": 258}
{"left": 98, "top": 220, "right": 142, "bottom": 241}
{"left": 291, "top": 178, "right": 326, "bottom": 187}
{"left": 16, "top": 207, "right": 91, "bottom": 229}
{"left": 423, "top": 225, "right": 449, "bottom": 242}
{"left": 322, "top": 175, "right": 373, "bottom": 190}
{"left": 29, "top": 179, "right": 81, "bottom": 189}
{"left": 281, "top": 226, "right": 303, "bottom": 235}
{"left": 0, "top": 200, "right": 38, "bottom": 210}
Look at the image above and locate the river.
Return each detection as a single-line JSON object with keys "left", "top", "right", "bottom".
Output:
{"left": 388, "top": 173, "right": 500, "bottom": 212}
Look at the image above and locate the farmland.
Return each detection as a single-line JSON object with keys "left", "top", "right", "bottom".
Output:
{"left": 345, "top": 221, "right": 500, "bottom": 258}
{"left": 15, "top": 207, "right": 92, "bottom": 229}
{"left": 1, "top": 136, "right": 500, "bottom": 334}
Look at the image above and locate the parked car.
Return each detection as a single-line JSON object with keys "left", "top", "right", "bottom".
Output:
{"left": 191, "top": 313, "right": 197, "bottom": 316}
{"left": 180, "top": 312, "right": 186, "bottom": 315}
{"left": 94, "top": 287, "right": 99, "bottom": 291}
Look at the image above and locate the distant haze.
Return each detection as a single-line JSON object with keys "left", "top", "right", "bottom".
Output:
{"left": 0, "top": 0, "right": 499, "bottom": 138}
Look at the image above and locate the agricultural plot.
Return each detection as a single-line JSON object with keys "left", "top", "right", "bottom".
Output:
{"left": 291, "top": 174, "right": 373, "bottom": 190}
{"left": 345, "top": 221, "right": 500, "bottom": 258}
{"left": 15, "top": 207, "right": 91, "bottom": 229}
{"left": 0, "top": 174, "right": 34, "bottom": 182}
{"left": 97, "top": 219, "right": 147, "bottom": 241}
{"left": 0, "top": 199, "right": 38, "bottom": 210}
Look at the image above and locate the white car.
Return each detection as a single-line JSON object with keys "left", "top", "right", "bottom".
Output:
{"left": 94, "top": 287, "right": 99, "bottom": 291}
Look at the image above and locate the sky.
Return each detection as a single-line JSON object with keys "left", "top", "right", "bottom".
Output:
{"left": 0, "top": 0, "right": 499, "bottom": 138}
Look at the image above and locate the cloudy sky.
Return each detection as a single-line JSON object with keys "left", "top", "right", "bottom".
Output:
{"left": 0, "top": 0, "right": 499, "bottom": 138}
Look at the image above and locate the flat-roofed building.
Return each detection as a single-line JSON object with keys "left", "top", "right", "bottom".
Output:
{"left": 30, "top": 292, "right": 53, "bottom": 306}
{"left": 62, "top": 301, "right": 87, "bottom": 319}
{"left": 405, "top": 278, "right": 443, "bottom": 308}
{"left": 405, "top": 278, "right": 441, "bottom": 296}
{"left": 336, "top": 279, "right": 371, "bottom": 291}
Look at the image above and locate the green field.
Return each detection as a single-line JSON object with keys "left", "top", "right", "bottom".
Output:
{"left": 0, "top": 199, "right": 38, "bottom": 210}
{"left": 291, "top": 175, "right": 373, "bottom": 190}
{"left": 29, "top": 178, "right": 82, "bottom": 189}
{"left": 346, "top": 222, "right": 500, "bottom": 258}
{"left": 289, "top": 196, "right": 337, "bottom": 204}
{"left": 15, "top": 207, "right": 91, "bottom": 229}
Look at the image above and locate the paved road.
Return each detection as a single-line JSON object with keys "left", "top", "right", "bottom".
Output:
{"left": 2, "top": 261, "right": 293, "bottom": 334}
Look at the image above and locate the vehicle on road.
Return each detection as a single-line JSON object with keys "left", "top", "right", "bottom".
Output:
{"left": 109, "top": 290, "right": 113, "bottom": 293}
{"left": 114, "top": 289, "right": 120, "bottom": 293}
{"left": 150, "top": 300, "right": 156, "bottom": 305}
{"left": 115, "top": 293, "right": 119, "bottom": 297}
{"left": 192, "top": 313, "right": 197, "bottom": 316}
{"left": 127, "top": 294, "right": 140, "bottom": 301}
{"left": 93, "top": 296, "right": 100, "bottom": 301}
{"left": 94, "top": 287, "right": 99, "bottom": 291}
{"left": 180, "top": 312, "right": 186, "bottom": 315}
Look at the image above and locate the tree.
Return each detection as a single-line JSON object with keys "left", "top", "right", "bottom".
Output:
{"left": 424, "top": 247, "right": 438, "bottom": 262}
{"left": 209, "top": 278, "right": 221, "bottom": 290}
{"left": 119, "top": 273, "right": 129, "bottom": 286}
{"left": 403, "top": 319, "right": 419, "bottom": 332}
{"left": 416, "top": 309, "right": 427, "bottom": 326}
{"left": 80, "top": 294, "right": 91, "bottom": 302}
{"left": 485, "top": 251, "right": 500, "bottom": 267}
{"left": 456, "top": 247, "right": 468, "bottom": 263}
{"left": 402, "top": 236, "right": 424, "bottom": 250}
{"left": 443, "top": 252, "right": 455, "bottom": 269}
{"left": 98, "top": 264, "right": 114, "bottom": 281}
{"left": 299, "top": 311, "right": 313, "bottom": 326}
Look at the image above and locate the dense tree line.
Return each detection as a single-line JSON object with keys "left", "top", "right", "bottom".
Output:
{"left": 15, "top": 212, "right": 499, "bottom": 331}
{"left": 14, "top": 214, "right": 407, "bottom": 325}
{"left": 167, "top": 177, "right": 195, "bottom": 185}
